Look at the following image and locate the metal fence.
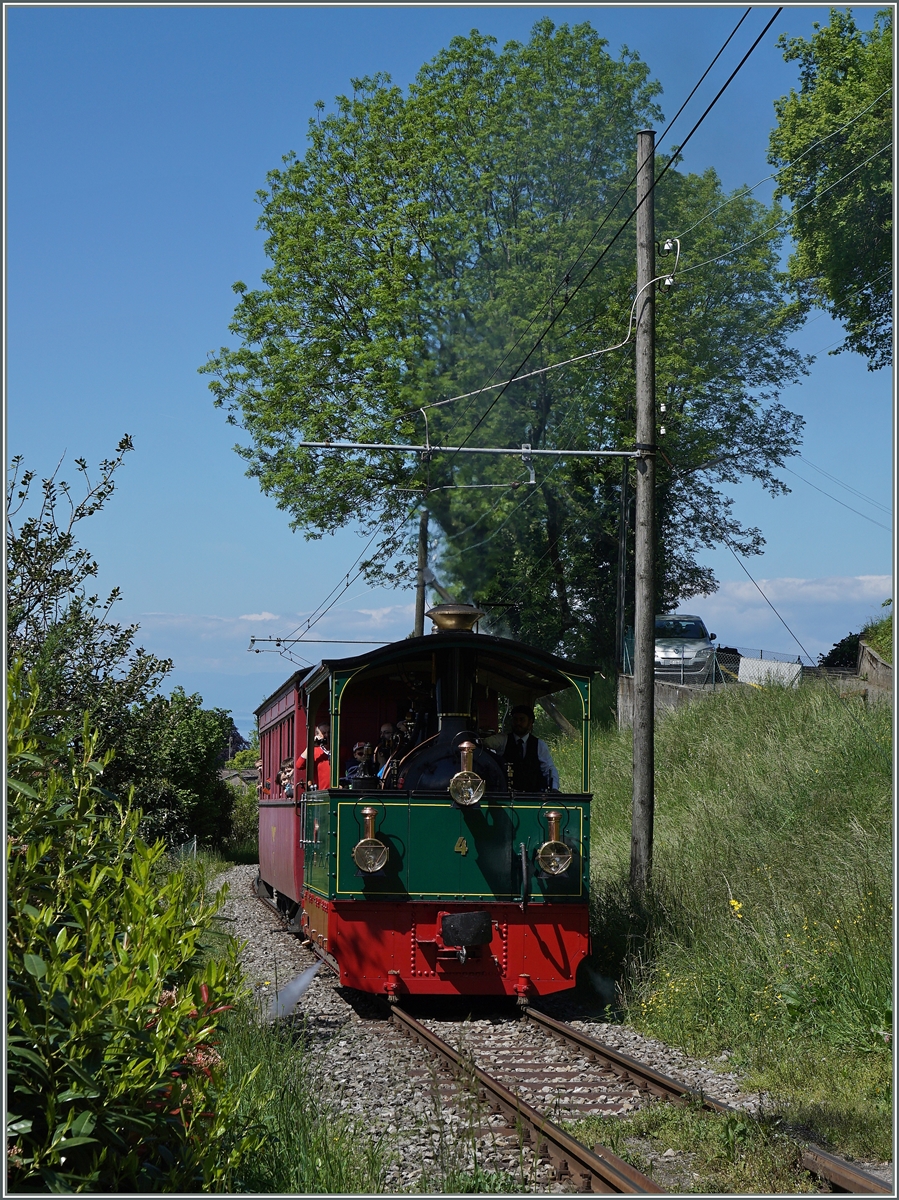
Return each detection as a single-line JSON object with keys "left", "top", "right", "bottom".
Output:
{"left": 622, "top": 633, "right": 813, "bottom": 689}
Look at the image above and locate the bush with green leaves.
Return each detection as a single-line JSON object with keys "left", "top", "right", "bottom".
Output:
{"left": 818, "top": 630, "right": 861, "bottom": 670}
{"left": 6, "top": 665, "right": 262, "bottom": 1192}
{"left": 224, "top": 781, "right": 258, "bottom": 854}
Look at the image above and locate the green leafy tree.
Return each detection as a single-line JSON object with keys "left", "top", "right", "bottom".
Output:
{"left": 115, "top": 688, "right": 236, "bottom": 847}
{"left": 6, "top": 665, "right": 259, "bottom": 1192}
{"left": 203, "top": 20, "right": 807, "bottom": 661}
{"left": 7, "top": 447, "right": 236, "bottom": 844}
{"left": 769, "top": 8, "right": 892, "bottom": 370}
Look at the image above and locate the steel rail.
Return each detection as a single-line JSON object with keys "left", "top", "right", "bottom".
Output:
{"left": 800, "top": 1144, "right": 892, "bottom": 1195}
{"left": 391, "top": 1005, "right": 665, "bottom": 1194}
{"left": 527, "top": 1010, "right": 893, "bottom": 1194}
{"left": 525, "top": 1008, "right": 734, "bottom": 1113}
{"left": 249, "top": 878, "right": 340, "bottom": 974}
{"left": 245, "top": 888, "right": 889, "bottom": 1193}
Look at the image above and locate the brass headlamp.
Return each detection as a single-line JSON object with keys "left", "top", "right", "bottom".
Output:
{"left": 449, "top": 740, "right": 485, "bottom": 807}
{"left": 352, "top": 806, "right": 388, "bottom": 873}
{"left": 536, "top": 810, "right": 572, "bottom": 875}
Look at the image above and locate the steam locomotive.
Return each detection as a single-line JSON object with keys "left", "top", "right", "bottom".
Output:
{"left": 254, "top": 603, "right": 594, "bottom": 1002}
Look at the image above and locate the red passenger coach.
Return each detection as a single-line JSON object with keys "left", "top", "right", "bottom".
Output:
{"left": 255, "top": 604, "right": 594, "bottom": 1003}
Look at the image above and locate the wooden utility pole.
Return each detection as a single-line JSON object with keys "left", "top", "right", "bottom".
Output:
{"left": 614, "top": 456, "right": 630, "bottom": 670}
{"left": 630, "top": 129, "right": 656, "bottom": 894}
{"left": 413, "top": 509, "right": 429, "bottom": 638}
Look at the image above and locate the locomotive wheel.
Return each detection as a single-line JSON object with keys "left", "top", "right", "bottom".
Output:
{"left": 275, "top": 891, "right": 300, "bottom": 919}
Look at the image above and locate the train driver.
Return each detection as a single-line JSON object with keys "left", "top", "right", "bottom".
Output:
{"left": 297, "top": 723, "right": 331, "bottom": 790}
{"left": 485, "top": 705, "right": 559, "bottom": 792}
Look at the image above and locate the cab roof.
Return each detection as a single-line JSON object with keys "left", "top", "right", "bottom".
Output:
{"left": 255, "top": 630, "right": 594, "bottom": 717}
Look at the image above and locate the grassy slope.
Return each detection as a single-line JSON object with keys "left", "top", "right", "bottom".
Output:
{"left": 863, "top": 609, "right": 893, "bottom": 665}
{"left": 549, "top": 681, "right": 892, "bottom": 1161}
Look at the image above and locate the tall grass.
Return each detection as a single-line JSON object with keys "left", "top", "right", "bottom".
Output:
{"left": 216, "top": 1006, "right": 389, "bottom": 1194}
{"left": 549, "top": 681, "right": 892, "bottom": 1159}
{"left": 863, "top": 607, "right": 893, "bottom": 664}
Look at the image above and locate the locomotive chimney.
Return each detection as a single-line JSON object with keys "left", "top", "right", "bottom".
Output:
{"left": 426, "top": 603, "right": 484, "bottom": 633}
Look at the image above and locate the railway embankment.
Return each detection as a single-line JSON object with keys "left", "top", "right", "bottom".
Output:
{"left": 617, "top": 648, "right": 893, "bottom": 730}
{"left": 553, "top": 676, "right": 892, "bottom": 1176}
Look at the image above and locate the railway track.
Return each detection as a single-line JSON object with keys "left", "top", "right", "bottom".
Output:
{"left": 393, "top": 1004, "right": 663, "bottom": 1194}
{"left": 523, "top": 1008, "right": 891, "bottom": 1195}
{"left": 249, "top": 881, "right": 891, "bottom": 1195}
{"left": 396, "top": 1004, "right": 892, "bottom": 1195}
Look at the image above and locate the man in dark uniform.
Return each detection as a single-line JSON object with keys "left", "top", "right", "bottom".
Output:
{"left": 486, "top": 705, "right": 559, "bottom": 791}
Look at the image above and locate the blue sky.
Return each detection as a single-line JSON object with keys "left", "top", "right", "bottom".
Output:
{"left": 7, "top": 4, "right": 893, "bottom": 734}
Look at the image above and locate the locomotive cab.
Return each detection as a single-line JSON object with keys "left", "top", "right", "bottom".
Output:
{"left": 256, "top": 604, "right": 594, "bottom": 1002}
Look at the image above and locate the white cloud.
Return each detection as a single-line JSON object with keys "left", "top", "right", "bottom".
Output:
{"left": 697, "top": 575, "right": 891, "bottom": 606}
{"left": 240, "top": 611, "right": 280, "bottom": 621}
{"left": 355, "top": 603, "right": 416, "bottom": 627}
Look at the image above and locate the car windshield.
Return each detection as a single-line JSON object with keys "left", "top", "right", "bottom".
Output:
{"left": 655, "top": 618, "right": 707, "bottom": 639}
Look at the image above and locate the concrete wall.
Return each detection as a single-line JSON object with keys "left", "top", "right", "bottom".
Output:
{"left": 618, "top": 650, "right": 894, "bottom": 728}
{"left": 617, "top": 674, "right": 717, "bottom": 730}
{"left": 858, "top": 641, "right": 893, "bottom": 692}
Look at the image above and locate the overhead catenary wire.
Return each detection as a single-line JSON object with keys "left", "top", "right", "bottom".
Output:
{"left": 265, "top": 279, "right": 670, "bottom": 646}
{"left": 271, "top": 223, "right": 675, "bottom": 645}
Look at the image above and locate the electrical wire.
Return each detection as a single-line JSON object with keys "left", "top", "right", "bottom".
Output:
{"left": 422, "top": 259, "right": 679, "bottom": 412}
{"left": 795, "top": 265, "right": 892, "bottom": 329}
{"left": 780, "top": 465, "right": 892, "bottom": 530}
{"left": 443, "top": 8, "right": 784, "bottom": 467}
{"left": 797, "top": 455, "right": 891, "bottom": 514}
{"left": 675, "top": 142, "right": 891, "bottom": 279}
{"left": 673, "top": 86, "right": 892, "bottom": 241}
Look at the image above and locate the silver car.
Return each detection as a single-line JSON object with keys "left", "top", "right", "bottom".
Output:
{"left": 654, "top": 613, "right": 717, "bottom": 683}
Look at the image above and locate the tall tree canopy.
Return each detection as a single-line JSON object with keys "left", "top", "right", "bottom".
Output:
{"left": 203, "top": 20, "right": 808, "bottom": 662}
{"left": 769, "top": 8, "right": 892, "bottom": 370}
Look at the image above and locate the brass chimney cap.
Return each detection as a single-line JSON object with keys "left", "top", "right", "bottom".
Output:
{"left": 426, "top": 603, "right": 485, "bottom": 633}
